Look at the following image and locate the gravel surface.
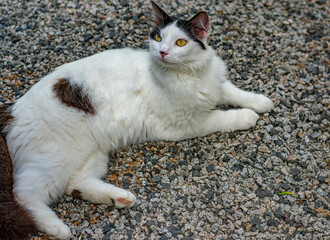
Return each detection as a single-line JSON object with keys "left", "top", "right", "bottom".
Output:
{"left": 1, "top": 0, "right": 329, "bottom": 239}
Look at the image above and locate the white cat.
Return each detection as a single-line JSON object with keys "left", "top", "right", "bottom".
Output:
{"left": 0, "top": 2, "right": 273, "bottom": 239}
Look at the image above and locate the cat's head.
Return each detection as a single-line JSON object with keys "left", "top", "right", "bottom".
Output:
{"left": 149, "top": 1, "right": 211, "bottom": 70}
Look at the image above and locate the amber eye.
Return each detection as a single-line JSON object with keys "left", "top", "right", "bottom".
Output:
{"left": 155, "top": 34, "right": 162, "bottom": 42}
{"left": 176, "top": 39, "right": 187, "bottom": 47}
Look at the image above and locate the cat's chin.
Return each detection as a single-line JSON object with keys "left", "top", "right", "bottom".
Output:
{"left": 156, "top": 58, "right": 178, "bottom": 68}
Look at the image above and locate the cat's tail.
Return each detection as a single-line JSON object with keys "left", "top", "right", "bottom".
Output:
{"left": 0, "top": 103, "right": 37, "bottom": 240}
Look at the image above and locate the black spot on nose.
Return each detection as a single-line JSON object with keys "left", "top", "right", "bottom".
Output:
{"left": 159, "top": 51, "right": 168, "bottom": 56}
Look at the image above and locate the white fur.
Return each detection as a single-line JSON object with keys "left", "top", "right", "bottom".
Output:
{"left": 6, "top": 22, "right": 273, "bottom": 239}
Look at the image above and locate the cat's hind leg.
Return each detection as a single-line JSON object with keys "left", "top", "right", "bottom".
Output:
{"left": 12, "top": 154, "right": 74, "bottom": 239}
{"left": 15, "top": 198, "right": 71, "bottom": 240}
{"left": 66, "top": 151, "right": 136, "bottom": 208}
{"left": 220, "top": 81, "right": 274, "bottom": 113}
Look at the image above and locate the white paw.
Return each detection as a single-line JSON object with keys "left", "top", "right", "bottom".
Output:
{"left": 251, "top": 94, "right": 274, "bottom": 113}
{"left": 42, "top": 219, "right": 71, "bottom": 240}
{"left": 237, "top": 109, "right": 259, "bottom": 130}
{"left": 113, "top": 190, "right": 136, "bottom": 209}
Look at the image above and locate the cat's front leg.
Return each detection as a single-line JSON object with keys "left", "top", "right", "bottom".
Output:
{"left": 220, "top": 81, "right": 274, "bottom": 113}
{"left": 66, "top": 151, "right": 136, "bottom": 208}
{"left": 198, "top": 109, "right": 259, "bottom": 135}
{"left": 157, "top": 109, "right": 259, "bottom": 141}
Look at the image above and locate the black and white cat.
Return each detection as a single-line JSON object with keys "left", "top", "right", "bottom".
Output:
{"left": 0, "top": 2, "right": 273, "bottom": 239}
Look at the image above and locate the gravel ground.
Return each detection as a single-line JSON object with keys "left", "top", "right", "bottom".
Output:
{"left": 0, "top": 0, "right": 329, "bottom": 239}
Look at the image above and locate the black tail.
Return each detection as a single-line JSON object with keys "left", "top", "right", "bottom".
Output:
{"left": 0, "top": 104, "right": 37, "bottom": 240}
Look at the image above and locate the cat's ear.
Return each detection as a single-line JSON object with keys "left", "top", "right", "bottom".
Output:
{"left": 188, "top": 12, "right": 209, "bottom": 41}
{"left": 151, "top": 1, "right": 170, "bottom": 27}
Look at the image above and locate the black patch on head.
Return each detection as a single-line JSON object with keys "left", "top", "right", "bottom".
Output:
{"left": 150, "top": 1, "right": 174, "bottom": 41}
{"left": 150, "top": 27, "right": 161, "bottom": 41}
{"left": 151, "top": 1, "right": 173, "bottom": 28}
{"left": 176, "top": 19, "right": 206, "bottom": 50}
{"left": 150, "top": 1, "right": 207, "bottom": 50}
{"left": 150, "top": 16, "right": 206, "bottom": 50}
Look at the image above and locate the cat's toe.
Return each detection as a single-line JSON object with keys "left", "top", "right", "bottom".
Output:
{"left": 237, "top": 109, "right": 259, "bottom": 130}
{"left": 43, "top": 219, "right": 71, "bottom": 240}
{"left": 252, "top": 95, "right": 274, "bottom": 113}
{"left": 113, "top": 190, "right": 136, "bottom": 209}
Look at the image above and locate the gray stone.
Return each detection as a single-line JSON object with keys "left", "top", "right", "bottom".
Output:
{"left": 290, "top": 168, "right": 301, "bottom": 176}
{"left": 256, "top": 188, "right": 273, "bottom": 198}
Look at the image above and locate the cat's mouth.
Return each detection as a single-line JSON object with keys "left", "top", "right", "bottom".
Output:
{"left": 160, "top": 58, "right": 170, "bottom": 64}
{"left": 152, "top": 53, "right": 176, "bottom": 65}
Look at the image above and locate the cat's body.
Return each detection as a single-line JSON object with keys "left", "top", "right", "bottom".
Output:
{"left": 0, "top": 2, "right": 273, "bottom": 239}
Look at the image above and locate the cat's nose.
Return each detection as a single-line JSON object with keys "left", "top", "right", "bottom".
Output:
{"left": 159, "top": 51, "right": 168, "bottom": 58}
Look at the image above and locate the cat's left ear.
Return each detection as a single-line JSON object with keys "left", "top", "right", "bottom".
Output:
{"left": 151, "top": 1, "right": 171, "bottom": 27}
{"left": 188, "top": 12, "right": 209, "bottom": 41}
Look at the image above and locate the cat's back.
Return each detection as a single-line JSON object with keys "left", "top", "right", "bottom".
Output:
{"left": 59, "top": 48, "right": 149, "bottom": 78}
{"left": 16, "top": 48, "right": 150, "bottom": 106}
{"left": 66, "top": 48, "right": 149, "bottom": 71}
{"left": 31, "top": 47, "right": 149, "bottom": 87}
{"left": 58, "top": 48, "right": 150, "bottom": 98}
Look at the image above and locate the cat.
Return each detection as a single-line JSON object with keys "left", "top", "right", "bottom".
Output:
{"left": 0, "top": 1, "right": 274, "bottom": 239}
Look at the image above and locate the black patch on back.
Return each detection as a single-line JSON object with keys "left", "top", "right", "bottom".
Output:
{"left": 53, "top": 78, "right": 96, "bottom": 115}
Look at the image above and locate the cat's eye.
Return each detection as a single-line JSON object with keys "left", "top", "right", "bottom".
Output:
{"left": 176, "top": 39, "right": 187, "bottom": 47}
{"left": 155, "top": 34, "right": 162, "bottom": 42}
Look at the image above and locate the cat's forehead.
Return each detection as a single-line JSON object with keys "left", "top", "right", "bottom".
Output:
{"left": 152, "top": 14, "right": 187, "bottom": 32}
{"left": 160, "top": 22, "right": 189, "bottom": 38}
